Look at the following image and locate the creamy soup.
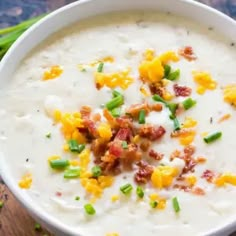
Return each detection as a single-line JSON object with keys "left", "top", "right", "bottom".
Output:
{"left": 0, "top": 11, "right": 236, "bottom": 236}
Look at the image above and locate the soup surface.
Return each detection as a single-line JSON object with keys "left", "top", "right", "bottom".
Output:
{"left": 0, "top": 11, "right": 236, "bottom": 236}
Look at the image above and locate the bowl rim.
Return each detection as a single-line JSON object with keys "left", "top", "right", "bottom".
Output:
{"left": 0, "top": 0, "right": 236, "bottom": 235}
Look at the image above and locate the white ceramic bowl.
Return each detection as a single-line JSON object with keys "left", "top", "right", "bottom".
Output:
{"left": 0, "top": 0, "right": 236, "bottom": 235}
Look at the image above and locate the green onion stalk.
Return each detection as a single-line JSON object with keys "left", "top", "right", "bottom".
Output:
{"left": 0, "top": 14, "right": 46, "bottom": 60}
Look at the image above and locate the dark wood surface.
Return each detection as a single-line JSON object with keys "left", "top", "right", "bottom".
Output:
{"left": 0, "top": 0, "right": 236, "bottom": 235}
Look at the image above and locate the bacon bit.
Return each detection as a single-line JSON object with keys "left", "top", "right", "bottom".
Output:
{"left": 56, "top": 191, "right": 62, "bottom": 197}
{"left": 149, "top": 149, "right": 164, "bottom": 161}
{"left": 140, "top": 139, "right": 151, "bottom": 152}
{"left": 116, "top": 116, "right": 133, "bottom": 128}
{"left": 80, "top": 106, "right": 92, "bottom": 119}
{"left": 149, "top": 83, "right": 165, "bottom": 96}
{"left": 139, "top": 125, "right": 166, "bottom": 141}
{"left": 126, "top": 103, "right": 150, "bottom": 118}
{"left": 184, "top": 145, "right": 195, "bottom": 157}
{"left": 173, "top": 184, "right": 191, "bottom": 192}
{"left": 134, "top": 161, "right": 154, "bottom": 184}
{"left": 109, "top": 141, "right": 123, "bottom": 157}
{"left": 121, "top": 144, "right": 142, "bottom": 169}
{"left": 182, "top": 159, "right": 197, "bottom": 174}
{"left": 173, "top": 84, "right": 192, "bottom": 97}
{"left": 196, "top": 156, "right": 207, "bottom": 163}
{"left": 201, "top": 170, "right": 215, "bottom": 183}
{"left": 103, "top": 109, "right": 116, "bottom": 125}
{"left": 170, "top": 150, "right": 181, "bottom": 161}
{"left": 150, "top": 103, "right": 163, "bottom": 112}
{"left": 101, "top": 153, "right": 117, "bottom": 163}
{"left": 218, "top": 113, "right": 231, "bottom": 123}
{"left": 91, "top": 139, "right": 107, "bottom": 158}
{"left": 192, "top": 187, "right": 205, "bottom": 195}
{"left": 83, "top": 119, "right": 98, "bottom": 137}
{"left": 92, "top": 113, "right": 101, "bottom": 122}
{"left": 178, "top": 46, "right": 197, "bottom": 61}
{"left": 115, "top": 128, "right": 132, "bottom": 141}
{"left": 100, "top": 159, "right": 121, "bottom": 175}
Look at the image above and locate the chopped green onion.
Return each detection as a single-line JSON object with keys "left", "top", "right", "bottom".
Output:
{"left": 50, "top": 159, "right": 69, "bottom": 169}
{"left": 120, "top": 183, "right": 133, "bottom": 195}
{"left": 97, "top": 62, "right": 104, "bottom": 72}
{"left": 45, "top": 132, "right": 51, "bottom": 138}
{"left": 106, "top": 95, "right": 124, "bottom": 110}
{"left": 91, "top": 166, "right": 102, "bottom": 177}
{"left": 81, "top": 68, "right": 86, "bottom": 72}
{"left": 204, "top": 132, "right": 222, "bottom": 144}
{"left": 122, "top": 141, "right": 128, "bottom": 149}
{"left": 111, "top": 107, "right": 121, "bottom": 117}
{"left": 34, "top": 223, "right": 41, "bottom": 231}
{"left": 75, "top": 196, "right": 80, "bottom": 201}
{"left": 84, "top": 203, "right": 96, "bottom": 215}
{"left": 152, "top": 94, "right": 168, "bottom": 105}
{"left": 172, "top": 197, "right": 181, "bottom": 213}
{"left": 0, "top": 201, "right": 4, "bottom": 208}
{"left": 173, "top": 117, "right": 181, "bottom": 131}
{"left": 138, "top": 109, "right": 146, "bottom": 124}
{"left": 136, "top": 186, "right": 144, "bottom": 198}
{"left": 167, "top": 103, "right": 178, "bottom": 115}
{"left": 64, "top": 167, "right": 81, "bottom": 179}
{"left": 167, "top": 69, "right": 180, "bottom": 81}
{"left": 150, "top": 200, "right": 158, "bottom": 208}
{"left": 68, "top": 139, "right": 85, "bottom": 153}
{"left": 164, "top": 64, "right": 171, "bottom": 78}
{"left": 182, "top": 98, "right": 197, "bottom": 110}
{"left": 112, "top": 90, "right": 122, "bottom": 97}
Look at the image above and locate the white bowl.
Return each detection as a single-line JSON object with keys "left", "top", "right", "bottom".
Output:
{"left": 0, "top": 0, "right": 236, "bottom": 235}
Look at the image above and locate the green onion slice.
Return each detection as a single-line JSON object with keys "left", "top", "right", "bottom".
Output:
{"left": 91, "top": 166, "right": 102, "bottom": 177}
{"left": 50, "top": 159, "right": 69, "bottom": 169}
{"left": 34, "top": 223, "right": 41, "bottom": 231}
{"left": 68, "top": 139, "right": 85, "bottom": 153}
{"left": 111, "top": 107, "right": 121, "bottom": 117}
{"left": 136, "top": 186, "right": 144, "bottom": 198}
{"left": 0, "top": 201, "right": 4, "bottom": 208}
{"left": 138, "top": 109, "right": 146, "bottom": 124}
{"left": 150, "top": 200, "right": 158, "bottom": 208}
{"left": 152, "top": 94, "right": 168, "bottom": 105}
{"left": 75, "top": 196, "right": 80, "bottom": 201}
{"left": 164, "top": 64, "right": 171, "bottom": 78}
{"left": 167, "top": 103, "right": 178, "bottom": 115}
{"left": 172, "top": 197, "right": 181, "bottom": 213}
{"left": 173, "top": 117, "right": 181, "bottom": 131}
{"left": 182, "top": 98, "right": 197, "bottom": 110}
{"left": 106, "top": 95, "right": 124, "bottom": 110}
{"left": 204, "top": 132, "right": 222, "bottom": 144}
{"left": 166, "top": 69, "right": 180, "bottom": 81}
{"left": 120, "top": 183, "right": 133, "bottom": 195}
{"left": 64, "top": 167, "right": 81, "bottom": 179}
{"left": 97, "top": 62, "right": 104, "bottom": 72}
{"left": 84, "top": 203, "right": 96, "bottom": 215}
{"left": 46, "top": 132, "right": 51, "bottom": 138}
{"left": 112, "top": 90, "right": 122, "bottom": 97}
{"left": 122, "top": 141, "right": 128, "bottom": 149}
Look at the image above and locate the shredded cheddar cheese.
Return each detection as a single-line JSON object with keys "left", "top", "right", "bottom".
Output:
{"left": 18, "top": 173, "right": 32, "bottom": 189}
{"left": 215, "top": 173, "right": 236, "bottom": 187}
{"left": 224, "top": 85, "right": 236, "bottom": 106}
{"left": 192, "top": 71, "right": 217, "bottom": 94}
{"left": 42, "top": 65, "right": 63, "bottom": 81}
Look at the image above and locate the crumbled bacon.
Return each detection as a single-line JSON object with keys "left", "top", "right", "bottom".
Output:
{"left": 116, "top": 116, "right": 133, "bottom": 128}
{"left": 149, "top": 83, "right": 164, "bottom": 96}
{"left": 115, "top": 128, "right": 132, "bottom": 141}
{"left": 192, "top": 187, "right": 205, "bottom": 196}
{"left": 134, "top": 161, "right": 154, "bottom": 184}
{"left": 80, "top": 105, "right": 92, "bottom": 119}
{"left": 170, "top": 149, "right": 181, "bottom": 161}
{"left": 109, "top": 141, "right": 123, "bottom": 157}
{"left": 55, "top": 191, "right": 62, "bottom": 197}
{"left": 91, "top": 139, "right": 107, "bottom": 158}
{"left": 178, "top": 46, "right": 197, "bottom": 61}
{"left": 171, "top": 128, "right": 192, "bottom": 138}
{"left": 201, "top": 170, "right": 215, "bottom": 183}
{"left": 182, "top": 159, "right": 196, "bottom": 174}
{"left": 196, "top": 156, "right": 207, "bottom": 163}
{"left": 173, "top": 184, "right": 191, "bottom": 192}
{"left": 150, "top": 103, "right": 163, "bottom": 112}
{"left": 149, "top": 149, "right": 164, "bottom": 161}
{"left": 126, "top": 103, "right": 150, "bottom": 118}
{"left": 173, "top": 84, "right": 192, "bottom": 97}
{"left": 139, "top": 139, "right": 151, "bottom": 152}
{"left": 139, "top": 125, "right": 166, "bottom": 141}
{"left": 83, "top": 119, "right": 98, "bottom": 137}
{"left": 99, "top": 158, "right": 121, "bottom": 175}
{"left": 184, "top": 145, "right": 195, "bottom": 157}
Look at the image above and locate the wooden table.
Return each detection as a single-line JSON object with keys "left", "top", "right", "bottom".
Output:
{"left": 0, "top": 0, "right": 236, "bottom": 235}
